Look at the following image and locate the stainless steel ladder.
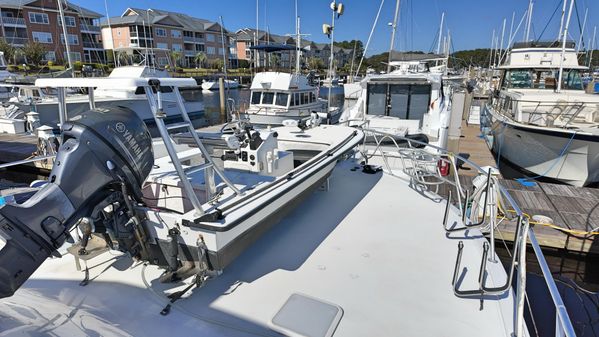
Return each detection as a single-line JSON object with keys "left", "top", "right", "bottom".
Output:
{"left": 144, "top": 79, "right": 241, "bottom": 217}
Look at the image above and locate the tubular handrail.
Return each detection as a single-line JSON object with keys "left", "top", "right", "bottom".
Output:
{"left": 358, "top": 127, "right": 576, "bottom": 337}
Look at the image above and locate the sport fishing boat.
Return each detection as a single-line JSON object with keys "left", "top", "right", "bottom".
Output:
{"left": 243, "top": 71, "right": 341, "bottom": 126}
{"left": 482, "top": 41, "right": 599, "bottom": 187}
{"left": 341, "top": 54, "right": 454, "bottom": 148}
{"left": 0, "top": 76, "right": 577, "bottom": 337}
{"left": 5, "top": 66, "right": 205, "bottom": 136}
{"left": 201, "top": 78, "right": 240, "bottom": 91}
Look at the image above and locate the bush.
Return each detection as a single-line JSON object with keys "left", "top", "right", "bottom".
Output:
{"left": 73, "top": 61, "right": 83, "bottom": 71}
{"left": 47, "top": 60, "right": 54, "bottom": 67}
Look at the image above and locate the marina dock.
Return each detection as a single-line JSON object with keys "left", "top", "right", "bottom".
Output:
{"left": 451, "top": 121, "right": 599, "bottom": 255}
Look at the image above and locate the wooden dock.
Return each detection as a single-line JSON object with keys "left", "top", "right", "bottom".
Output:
{"left": 450, "top": 122, "right": 599, "bottom": 255}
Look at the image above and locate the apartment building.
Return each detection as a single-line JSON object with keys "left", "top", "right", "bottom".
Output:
{"left": 236, "top": 27, "right": 353, "bottom": 71}
{"left": 101, "top": 8, "right": 237, "bottom": 68}
{"left": 0, "top": 0, "right": 104, "bottom": 64}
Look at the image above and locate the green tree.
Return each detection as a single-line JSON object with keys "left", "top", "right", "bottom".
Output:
{"left": 0, "top": 39, "right": 16, "bottom": 65}
{"left": 194, "top": 51, "right": 207, "bottom": 68}
{"left": 308, "top": 57, "right": 324, "bottom": 70}
{"left": 21, "top": 41, "right": 46, "bottom": 66}
{"left": 170, "top": 51, "right": 183, "bottom": 67}
{"left": 211, "top": 58, "right": 224, "bottom": 70}
{"left": 270, "top": 54, "right": 280, "bottom": 69}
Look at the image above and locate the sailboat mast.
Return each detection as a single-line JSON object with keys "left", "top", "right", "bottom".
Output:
{"left": 576, "top": 8, "right": 588, "bottom": 53}
{"left": 557, "top": 0, "right": 575, "bottom": 93}
{"left": 387, "top": 0, "right": 400, "bottom": 73}
{"left": 524, "top": 0, "right": 533, "bottom": 42}
{"left": 558, "top": 0, "right": 567, "bottom": 40}
{"left": 57, "top": 0, "right": 73, "bottom": 75}
{"left": 436, "top": 12, "right": 444, "bottom": 55}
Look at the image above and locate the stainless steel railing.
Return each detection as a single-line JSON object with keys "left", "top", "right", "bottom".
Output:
{"left": 359, "top": 127, "right": 576, "bottom": 337}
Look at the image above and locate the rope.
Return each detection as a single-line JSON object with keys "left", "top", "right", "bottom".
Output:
{"left": 535, "top": 0, "right": 563, "bottom": 43}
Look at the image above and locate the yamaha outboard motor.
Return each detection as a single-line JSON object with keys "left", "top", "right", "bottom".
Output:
{"left": 0, "top": 107, "right": 153, "bottom": 298}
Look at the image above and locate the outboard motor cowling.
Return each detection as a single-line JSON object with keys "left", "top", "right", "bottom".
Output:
{"left": 0, "top": 107, "right": 153, "bottom": 298}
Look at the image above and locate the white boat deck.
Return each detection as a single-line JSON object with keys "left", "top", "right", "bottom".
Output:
{"left": 0, "top": 159, "right": 519, "bottom": 337}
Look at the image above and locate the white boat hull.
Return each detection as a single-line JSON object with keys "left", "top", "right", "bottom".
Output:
{"left": 483, "top": 104, "right": 599, "bottom": 187}
{"left": 19, "top": 97, "right": 205, "bottom": 136}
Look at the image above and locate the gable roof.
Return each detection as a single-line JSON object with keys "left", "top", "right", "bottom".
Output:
{"left": 0, "top": 0, "right": 101, "bottom": 18}
{"left": 102, "top": 7, "right": 228, "bottom": 34}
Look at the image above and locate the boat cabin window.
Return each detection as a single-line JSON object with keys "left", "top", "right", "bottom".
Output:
{"left": 134, "top": 86, "right": 173, "bottom": 95}
{"left": 366, "top": 83, "right": 431, "bottom": 124}
{"left": 251, "top": 91, "right": 261, "bottom": 104}
{"left": 502, "top": 69, "right": 583, "bottom": 90}
{"left": 20, "top": 88, "right": 40, "bottom": 98}
{"left": 310, "top": 92, "right": 316, "bottom": 102}
{"left": 261, "top": 92, "right": 275, "bottom": 105}
{"left": 275, "top": 93, "right": 289, "bottom": 106}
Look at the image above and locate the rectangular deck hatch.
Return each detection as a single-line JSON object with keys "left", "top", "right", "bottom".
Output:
{"left": 271, "top": 293, "right": 343, "bottom": 337}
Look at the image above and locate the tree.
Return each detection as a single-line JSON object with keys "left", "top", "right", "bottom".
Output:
{"left": 21, "top": 41, "right": 45, "bottom": 66}
{"left": 211, "top": 58, "right": 224, "bottom": 70}
{"left": 308, "top": 57, "right": 324, "bottom": 70}
{"left": 270, "top": 54, "right": 280, "bottom": 69}
{"left": 0, "top": 39, "right": 16, "bottom": 65}
{"left": 194, "top": 51, "right": 207, "bottom": 68}
{"left": 170, "top": 51, "right": 183, "bottom": 67}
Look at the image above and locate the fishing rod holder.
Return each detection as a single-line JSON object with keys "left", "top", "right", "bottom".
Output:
{"left": 444, "top": 168, "right": 493, "bottom": 232}
{"left": 452, "top": 215, "right": 528, "bottom": 299}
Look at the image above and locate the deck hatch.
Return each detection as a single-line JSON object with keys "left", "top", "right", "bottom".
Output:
{"left": 271, "top": 293, "right": 343, "bottom": 337}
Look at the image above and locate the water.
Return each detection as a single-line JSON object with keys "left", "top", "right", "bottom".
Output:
{"left": 180, "top": 85, "right": 346, "bottom": 125}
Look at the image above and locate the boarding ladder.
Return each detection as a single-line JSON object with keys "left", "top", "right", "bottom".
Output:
{"left": 144, "top": 79, "right": 241, "bottom": 217}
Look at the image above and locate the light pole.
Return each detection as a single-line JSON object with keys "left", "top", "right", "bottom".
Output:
{"left": 324, "top": 1, "right": 344, "bottom": 111}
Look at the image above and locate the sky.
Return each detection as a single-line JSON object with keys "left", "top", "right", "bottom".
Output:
{"left": 83, "top": 0, "right": 599, "bottom": 55}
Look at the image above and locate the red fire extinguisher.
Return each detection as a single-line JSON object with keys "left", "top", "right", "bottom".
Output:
{"left": 438, "top": 156, "right": 450, "bottom": 177}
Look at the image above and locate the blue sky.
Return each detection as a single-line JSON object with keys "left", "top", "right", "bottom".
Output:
{"left": 84, "top": 0, "right": 599, "bottom": 55}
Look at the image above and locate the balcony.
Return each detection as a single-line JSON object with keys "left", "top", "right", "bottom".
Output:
{"left": 183, "top": 36, "right": 203, "bottom": 43}
{"left": 184, "top": 50, "right": 197, "bottom": 57}
{"left": 81, "top": 24, "right": 101, "bottom": 34}
{"left": 1, "top": 17, "right": 26, "bottom": 26}
{"left": 83, "top": 41, "right": 103, "bottom": 49}
{"left": 4, "top": 36, "right": 28, "bottom": 46}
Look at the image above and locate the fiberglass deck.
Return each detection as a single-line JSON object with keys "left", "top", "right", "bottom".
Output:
{"left": 0, "top": 159, "right": 520, "bottom": 337}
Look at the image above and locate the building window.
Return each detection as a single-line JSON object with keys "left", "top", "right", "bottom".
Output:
{"left": 155, "top": 28, "right": 166, "bottom": 37}
{"left": 172, "top": 44, "right": 182, "bottom": 51}
{"left": 206, "top": 46, "right": 216, "bottom": 55}
{"left": 171, "top": 30, "right": 181, "bottom": 38}
{"left": 57, "top": 15, "right": 76, "bottom": 27}
{"left": 43, "top": 51, "right": 56, "bottom": 61}
{"left": 206, "top": 34, "right": 215, "bottom": 42}
{"left": 32, "top": 31, "right": 53, "bottom": 43}
{"left": 218, "top": 48, "right": 224, "bottom": 55}
{"left": 61, "top": 34, "right": 79, "bottom": 45}
{"left": 28, "top": 12, "right": 49, "bottom": 24}
{"left": 63, "top": 52, "right": 81, "bottom": 62}
{"left": 196, "top": 44, "right": 205, "bottom": 52}
{"left": 157, "top": 57, "right": 169, "bottom": 66}
{"left": 157, "top": 42, "right": 168, "bottom": 49}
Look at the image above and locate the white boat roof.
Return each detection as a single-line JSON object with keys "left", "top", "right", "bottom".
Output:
{"left": 2, "top": 158, "right": 521, "bottom": 337}
{"left": 35, "top": 77, "right": 197, "bottom": 89}
{"left": 499, "top": 47, "right": 587, "bottom": 70}
{"left": 250, "top": 72, "right": 314, "bottom": 91}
